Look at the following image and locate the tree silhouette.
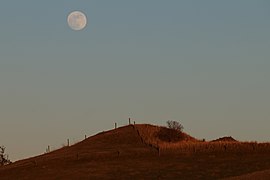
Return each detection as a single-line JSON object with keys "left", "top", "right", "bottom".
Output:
{"left": 0, "top": 146, "right": 11, "bottom": 166}
{"left": 156, "top": 121, "right": 184, "bottom": 142}
{"left": 166, "top": 120, "right": 184, "bottom": 132}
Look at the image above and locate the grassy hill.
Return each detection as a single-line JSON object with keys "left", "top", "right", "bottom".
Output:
{"left": 1, "top": 124, "right": 270, "bottom": 179}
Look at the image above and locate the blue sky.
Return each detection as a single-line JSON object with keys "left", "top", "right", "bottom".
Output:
{"left": 0, "top": 1, "right": 270, "bottom": 161}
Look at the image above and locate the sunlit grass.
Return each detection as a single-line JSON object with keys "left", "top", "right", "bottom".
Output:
{"left": 134, "top": 124, "right": 270, "bottom": 154}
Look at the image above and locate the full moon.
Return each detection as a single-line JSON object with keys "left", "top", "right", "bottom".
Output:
{"left": 67, "top": 11, "right": 87, "bottom": 31}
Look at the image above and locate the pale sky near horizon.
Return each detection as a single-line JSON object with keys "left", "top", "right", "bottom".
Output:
{"left": 0, "top": 1, "right": 270, "bottom": 161}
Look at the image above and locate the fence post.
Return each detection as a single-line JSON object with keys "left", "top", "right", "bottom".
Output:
{"left": 85, "top": 135, "right": 87, "bottom": 140}
{"left": 67, "top": 139, "right": 70, "bottom": 147}
{"left": 129, "top": 118, "right": 131, "bottom": 125}
{"left": 115, "top": 123, "right": 117, "bottom": 129}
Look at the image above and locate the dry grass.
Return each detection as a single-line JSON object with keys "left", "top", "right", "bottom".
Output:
{"left": 224, "top": 169, "right": 270, "bottom": 180}
{"left": 1, "top": 124, "right": 270, "bottom": 179}
{"left": 134, "top": 124, "right": 270, "bottom": 154}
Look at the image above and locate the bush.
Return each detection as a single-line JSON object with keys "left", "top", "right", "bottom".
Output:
{"left": 166, "top": 120, "right": 184, "bottom": 132}
{"left": 156, "top": 127, "right": 184, "bottom": 142}
{"left": 0, "top": 146, "right": 11, "bottom": 166}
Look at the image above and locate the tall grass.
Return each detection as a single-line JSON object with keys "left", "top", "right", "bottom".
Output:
{"left": 134, "top": 124, "right": 270, "bottom": 154}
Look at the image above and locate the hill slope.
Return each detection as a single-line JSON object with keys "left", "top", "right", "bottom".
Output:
{"left": 0, "top": 125, "right": 158, "bottom": 179}
{"left": 1, "top": 124, "right": 270, "bottom": 179}
{"left": 212, "top": 136, "right": 237, "bottom": 142}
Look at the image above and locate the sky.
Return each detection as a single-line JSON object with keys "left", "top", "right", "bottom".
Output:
{"left": 0, "top": 0, "right": 270, "bottom": 161}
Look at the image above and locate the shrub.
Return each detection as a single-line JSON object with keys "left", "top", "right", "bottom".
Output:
{"left": 156, "top": 127, "right": 184, "bottom": 142}
{"left": 166, "top": 120, "right": 184, "bottom": 132}
{"left": 0, "top": 146, "right": 11, "bottom": 166}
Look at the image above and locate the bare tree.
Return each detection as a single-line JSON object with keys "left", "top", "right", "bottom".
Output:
{"left": 166, "top": 120, "right": 184, "bottom": 132}
{"left": 156, "top": 121, "right": 184, "bottom": 142}
{"left": 0, "top": 146, "right": 11, "bottom": 166}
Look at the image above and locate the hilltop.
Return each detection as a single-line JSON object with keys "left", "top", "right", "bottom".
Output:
{"left": 211, "top": 136, "right": 238, "bottom": 142}
{"left": 1, "top": 124, "right": 270, "bottom": 179}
